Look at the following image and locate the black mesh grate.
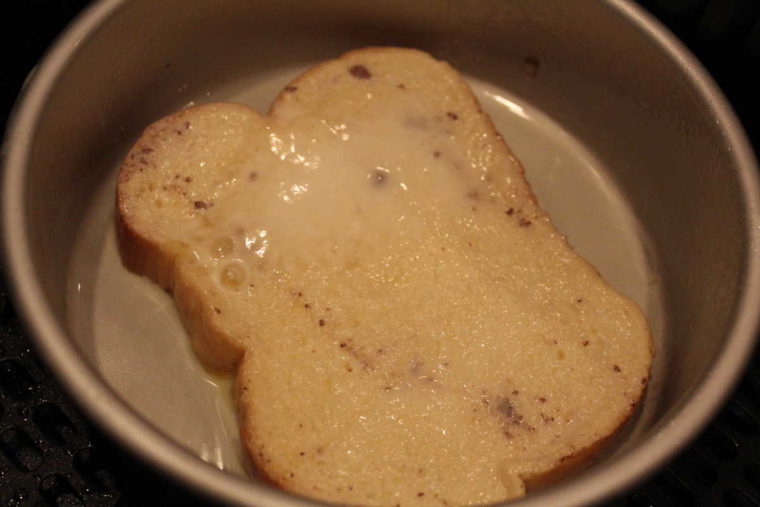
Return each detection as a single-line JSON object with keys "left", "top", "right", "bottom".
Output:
{"left": 1, "top": 1, "right": 759, "bottom": 505}
{"left": 0, "top": 290, "right": 207, "bottom": 505}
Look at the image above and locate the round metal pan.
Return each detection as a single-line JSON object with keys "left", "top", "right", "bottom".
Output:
{"left": 3, "top": 0, "right": 759, "bottom": 505}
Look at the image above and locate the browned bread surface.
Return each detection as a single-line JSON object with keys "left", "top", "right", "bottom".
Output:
{"left": 116, "top": 47, "right": 652, "bottom": 506}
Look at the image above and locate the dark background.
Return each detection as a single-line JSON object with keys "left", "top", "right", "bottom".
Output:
{"left": 1, "top": 1, "right": 759, "bottom": 505}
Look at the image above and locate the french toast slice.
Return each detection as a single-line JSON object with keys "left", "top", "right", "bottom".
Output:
{"left": 116, "top": 47, "right": 652, "bottom": 506}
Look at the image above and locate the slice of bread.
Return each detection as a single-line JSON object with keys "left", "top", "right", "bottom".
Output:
{"left": 116, "top": 47, "right": 652, "bottom": 506}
